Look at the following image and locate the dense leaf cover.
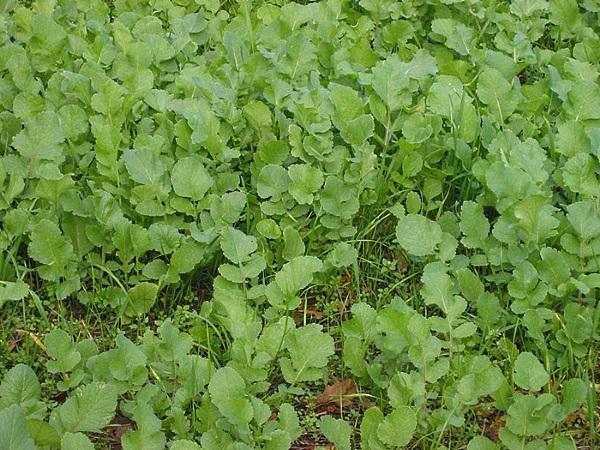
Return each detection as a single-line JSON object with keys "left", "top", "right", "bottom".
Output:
{"left": 0, "top": 0, "right": 599, "bottom": 448}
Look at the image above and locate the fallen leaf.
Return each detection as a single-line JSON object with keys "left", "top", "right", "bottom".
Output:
{"left": 315, "top": 378, "right": 357, "bottom": 410}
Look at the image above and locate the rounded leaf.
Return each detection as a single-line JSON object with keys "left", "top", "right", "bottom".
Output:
{"left": 171, "top": 157, "right": 213, "bottom": 201}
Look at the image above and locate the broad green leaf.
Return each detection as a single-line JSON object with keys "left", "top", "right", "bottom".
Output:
{"left": 361, "top": 407, "right": 385, "bottom": 450}
{"left": 287, "top": 164, "right": 324, "bottom": 205}
{"left": 0, "top": 364, "right": 39, "bottom": 412}
{"left": 566, "top": 201, "right": 600, "bottom": 241}
{"left": 460, "top": 201, "right": 490, "bottom": 249}
{"left": 127, "top": 283, "right": 159, "bottom": 316}
{"left": 28, "top": 220, "right": 74, "bottom": 268}
{"left": 49, "top": 382, "right": 118, "bottom": 433}
{"left": 505, "top": 393, "right": 556, "bottom": 436}
{"left": 171, "top": 240, "right": 205, "bottom": 274}
{"left": 431, "top": 19, "right": 474, "bottom": 56}
{"left": 121, "top": 404, "right": 166, "bottom": 450}
{"left": 61, "top": 432, "right": 94, "bottom": 450}
{"left": 282, "top": 227, "right": 305, "bottom": 261}
{"left": 377, "top": 406, "right": 417, "bottom": 447}
{"left": 12, "top": 111, "right": 65, "bottom": 167}
{"left": 171, "top": 441, "right": 202, "bottom": 450}
{"left": 476, "top": 68, "right": 520, "bottom": 122}
{"left": 281, "top": 324, "right": 334, "bottom": 384}
{"left": 275, "top": 256, "right": 323, "bottom": 297}
{"left": 257, "top": 165, "right": 289, "bottom": 199}
{"left": 0, "top": 405, "right": 36, "bottom": 450}
{"left": 0, "top": 281, "right": 29, "bottom": 305}
{"left": 330, "top": 83, "right": 374, "bottom": 145}
{"left": 243, "top": 100, "right": 272, "bottom": 130}
{"left": 319, "top": 416, "right": 351, "bottom": 450}
{"left": 510, "top": 0, "right": 548, "bottom": 17}
{"left": 171, "top": 157, "right": 213, "bottom": 201}
{"left": 45, "top": 330, "right": 81, "bottom": 374}
{"left": 27, "top": 419, "right": 61, "bottom": 448}
{"left": 559, "top": 378, "right": 587, "bottom": 418}
{"left": 549, "top": 0, "right": 582, "bottom": 33}
{"left": 562, "top": 154, "right": 600, "bottom": 197}
{"left": 321, "top": 176, "right": 359, "bottom": 220}
{"left": 220, "top": 227, "right": 257, "bottom": 264}
{"left": 514, "top": 196, "right": 559, "bottom": 244}
{"left": 208, "top": 367, "right": 253, "bottom": 426}
{"left": 148, "top": 223, "right": 182, "bottom": 255}
{"left": 328, "top": 242, "right": 358, "bottom": 268}
{"left": 123, "top": 149, "right": 166, "bottom": 185}
{"left": 467, "top": 436, "right": 499, "bottom": 450}
{"left": 396, "top": 214, "right": 442, "bottom": 256}
{"left": 514, "top": 352, "right": 549, "bottom": 392}
{"left": 538, "top": 247, "right": 570, "bottom": 286}
{"left": 256, "top": 219, "right": 281, "bottom": 239}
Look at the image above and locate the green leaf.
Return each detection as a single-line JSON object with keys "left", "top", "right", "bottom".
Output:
{"left": 402, "top": 113, "right": 433, "bottom": 144}
{"left": 127, "top": 283, "right": 159, "bottom": 316}
{"left": 377, "top": 406, "right": 417, "bottom": 447}
{"left": 431, "top": 19, "right": 474, "bottom": 56}
{"left": 549, "top": 0, "right": 582, "bottom": 33}
{"left": 282, "top": 227, "right": 305, "bottom": 261}
{"left": 467, "top": 436, "right": 499, "bottom": 450}
{"left": 171, "top": 240, "right": 205, "bottom": 274}
{"left": 361, "top": 407, "right": 385, "bottom": 450}
{"left": 256, "top": 219, "right": 281, "bottom": 239}
{"left": 319, "top": 416, "right": 351, "bottom": 450}
{"left": 208, "top": 367, "right": 253, "bottom": 426}
{"left": 427, "top": 75, "right": 467, "bottom": 118}
{"left": 321, "top": 176, "right": 360, "bottom": 220}
{"left": 277, "top": 404, "right": 301, "bottom": 443}
{"left": 171, "top": 440, "right": 202, "bottom": 450}
{"left": 12, "top": 111, "right": 65, "bottom": 168}
{"left": 27, "top": 419, "right": 60, "bottom": 448}
{"left": 396, "top": 214, "right": 442, "bottom": 256}
{"left": 287, "top": 164, "right": 324, "bottom": 205}
{"left": 514, "top": 196, "right": 559, "bottom": 244}
{"left": 109, "top": 334, "right": 147, "bottom": 384}
{"left": 330, "top": 83, "right": 374, "bottom": 145}
{"left": 456, "top": 268, "right": 484, "bottom": 304}
{"left": 0, "top": 364, "right": 41, "bottom": 410}
{"left": 505, "top": 393, "right": 556, "bottom": 436}
{"left": 148, "top": 223, "right": 182, "bottom": 255}
{"left": 566, "top": 201, "right": 600, "bottom": 241}
{"left": 328, "top": 242, "right": 358, "bottom": 268}
{"left": 45, "top": 330, "right": 81, "bottom": 374}
{"left": 538, "top": 247, "right": 570, "bottom": 286}
{"left": 0, "top": 280, "right": 29, "bottom": 305}
{"left": 243, "top": 100, "right": 272, "bottom": 131}
{"left": 281, "top": 324, "right": 334, "bottom": 384}
{"left": 562, "top": 154, "right": 600, "bottom": 197}
{"left": 559, "top": 378, "right": 587, "bottom": 417}
{"left": 257, "top": 165, "right": 289, "bottom": 199}
{"left": 123, "top": 148, "right": 166, "bottom": 185}
{"left": 476, "top": 68, "right": 520, "bottom": 122}
{"left": 460, "top": 201, "right": 490, "bottom": 249}
{"left": 369, "top": 50, "right": 436, "bottom": 114}
{"left": 61, "top": 432, "right": 94, "bottom": 450}
{"left": 28, "top": 220, "right": 74, "bottom": 268}
{"left": 121, "top": 404, "right": 166, "bottom": 450}
{"left": 0, "top": 405, "right": 36, "bottom": 450}
{"left": 220, "top": 227, "right": 257, "bottom": 264}
{"left": 275, "top": 256, "right": 323, "bottom": 297}
{"left": 510, "top": 0, "right": 549, "bottom": 17}
{"left": 49, "top": 382, "right": 118, "bottom": 433}
{"left": 171, "top": 157, "right": 213, "bottom": 201}
{"left": 514, "top": 352, "right": 549, "bottom": 392}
